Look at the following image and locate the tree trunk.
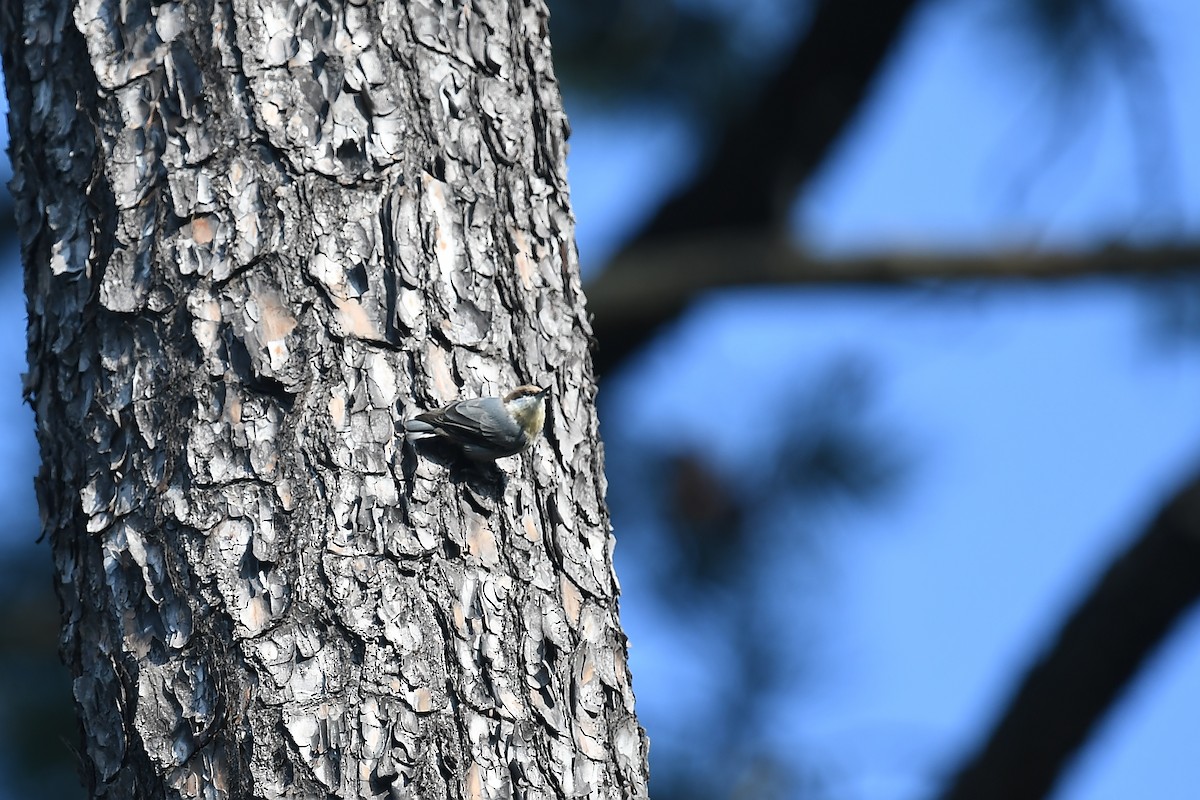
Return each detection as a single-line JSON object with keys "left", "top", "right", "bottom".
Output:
{"left": 1, "top": 0, "right": 648, "bottom": 797}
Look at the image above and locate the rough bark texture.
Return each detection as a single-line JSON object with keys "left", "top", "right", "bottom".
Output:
{"left": 1, "top": 0, "right": 648, "bottom": 798}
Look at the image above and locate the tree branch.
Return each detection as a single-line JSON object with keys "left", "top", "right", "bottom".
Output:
{"left": 937, "top": 468, "right": 1200, "bottom": 800}
{"left": 634, "top": 0, "right": 924, "bottom": 242}
{"left": 586, "top": 236, "right": 1200, "bottom": 375}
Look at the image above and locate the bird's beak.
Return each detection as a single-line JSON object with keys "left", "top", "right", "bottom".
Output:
{"left": 537, "top": 386, "right": 551, "bottom": 398}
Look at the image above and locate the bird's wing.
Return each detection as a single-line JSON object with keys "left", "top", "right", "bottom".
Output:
{"left": 422, "top": 398, "right": 520, "bottom": 446}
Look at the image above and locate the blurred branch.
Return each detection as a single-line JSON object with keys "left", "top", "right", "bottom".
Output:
{"left": 587, "top": 237, "right": 1200, "bottom": 375}
{"left": 633, "top": 0, "right": 924, "bottom": 241}
{"left": 0, "top": 191, "right": 16, "bottom": 251}
{"left": 937, "top": 468, "right": 1200, "bottom": 800}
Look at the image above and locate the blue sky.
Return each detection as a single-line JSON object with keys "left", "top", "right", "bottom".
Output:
{"left": 565, "top": 0, "right": 1200, "bottom": 798}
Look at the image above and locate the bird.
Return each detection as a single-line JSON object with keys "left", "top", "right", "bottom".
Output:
{"left": 404, "top": 385, "right": 549, "bottom": 461}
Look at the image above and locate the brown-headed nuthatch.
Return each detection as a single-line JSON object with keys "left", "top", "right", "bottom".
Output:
{"left": 404, "top": 385, "right": 549, "bottom": 461}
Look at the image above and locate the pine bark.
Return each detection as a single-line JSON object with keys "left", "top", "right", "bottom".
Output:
{"left": 1, "top": 0, "right": 648, "bottom": 797}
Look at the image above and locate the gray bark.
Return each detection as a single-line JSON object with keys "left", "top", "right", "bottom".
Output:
{"left": 1, "top": 0, "right": 648, "bottom": 798}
